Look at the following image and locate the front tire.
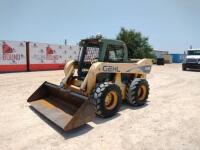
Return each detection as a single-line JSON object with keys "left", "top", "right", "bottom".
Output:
{"left": 126, "top": 78, "right": 149, "bottom": 106}
{"left": 91, "top": 82, "right": 122, "bottom": 118}
{"left": 182, "top": 64, "right": 187, "bottom": 71}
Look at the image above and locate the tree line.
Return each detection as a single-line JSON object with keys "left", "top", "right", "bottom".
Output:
{"left": 116, "top": 27, "right": 155, "bottom": 59}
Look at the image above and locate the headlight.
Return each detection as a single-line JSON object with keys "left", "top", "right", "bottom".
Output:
{"left": 140, "top": 66, "right": 152, "bottom": 73}
{"left": 59, "top": 78, "right": 65, "bottom": 88}
{"left": 144, "top": 66, "right": 151, "bottom": 71}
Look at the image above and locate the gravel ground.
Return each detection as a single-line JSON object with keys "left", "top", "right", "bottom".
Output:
{"left": 0, "top": 64, "right": 200, "bottom": 150}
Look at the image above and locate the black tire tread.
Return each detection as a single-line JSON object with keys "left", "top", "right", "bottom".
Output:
{"left": 90, "top": 82, "right": 122, "bottom": 118}
{"left": 126, "top": 78, "right": 149, "bottom": 106}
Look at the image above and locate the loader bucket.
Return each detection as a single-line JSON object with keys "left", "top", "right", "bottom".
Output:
{"left": 27, "top": 82, "right": 96, "bottom": 131}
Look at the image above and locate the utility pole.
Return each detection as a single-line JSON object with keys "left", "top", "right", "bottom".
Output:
{"left": 64, "top": 39, "right": 67, "bottom": 46}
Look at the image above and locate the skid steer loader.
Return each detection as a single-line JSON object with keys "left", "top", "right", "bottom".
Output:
{"left": 27, "top": 35, "right": 152, "bottom": 131}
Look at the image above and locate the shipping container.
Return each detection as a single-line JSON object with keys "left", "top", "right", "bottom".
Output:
{"left": 171, "top": 54, "right": 185, "bottom": 63}
{"left": 0, "top": 41, "right": 27, "bottom": 72}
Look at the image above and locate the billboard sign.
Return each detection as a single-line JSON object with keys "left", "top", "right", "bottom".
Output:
{"left": 0, "top": 41, "right": 27, "bottom": 72}
{"left": 29, "top": 42, "right": 79, "bottom": 70}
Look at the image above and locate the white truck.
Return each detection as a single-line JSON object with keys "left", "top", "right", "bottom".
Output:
{"left": 182, "top": 49, "right": 200, "bottom": 70}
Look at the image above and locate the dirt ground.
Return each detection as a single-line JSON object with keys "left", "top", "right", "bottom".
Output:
{"left": 0, "top": 64, "right": 200, "bottom": 150}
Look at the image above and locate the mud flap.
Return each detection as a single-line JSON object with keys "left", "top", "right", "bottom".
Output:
{"left": 27, "top": 82, "right": 96, "bottom": 131}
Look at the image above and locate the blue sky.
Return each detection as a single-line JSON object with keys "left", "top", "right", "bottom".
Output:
{"left": 0, "top": 0, "right": 200, "bottom": 53}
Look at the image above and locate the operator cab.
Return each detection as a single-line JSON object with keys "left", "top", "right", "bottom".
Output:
{"left": 77, "top": 36, "right": 128, "bottom": 79}
{"left": 78, "top": 38, "right": 100, "bottom": 79}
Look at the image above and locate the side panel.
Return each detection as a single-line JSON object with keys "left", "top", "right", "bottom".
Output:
{"left": 0, "top": 41, "right": 27, "bottom": 72}
{"left": 29, "top": 42, "right": 79, "bottom": 71}
{"left": 81, "top": 59, "right": 152, "bottom": 95}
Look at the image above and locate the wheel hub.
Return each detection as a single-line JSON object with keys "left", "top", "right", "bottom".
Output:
{"left": 104, "top": 91, "right": 118, "bottom": 110}
{"left": 138, "top": 85, "right": 147, "bottom": 101}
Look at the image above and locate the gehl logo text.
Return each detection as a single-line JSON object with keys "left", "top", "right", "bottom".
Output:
{"left": 103, "top": 66, "right": 119, "bottom": 72}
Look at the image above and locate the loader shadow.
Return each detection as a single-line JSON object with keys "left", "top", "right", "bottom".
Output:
{"left": 93, "top": 113, "right": 121, "bottom": 124}
{"left": 29, "top": 101, "right": 149, "bottom": 138}
{"left": 29, "top": 106, "right": 93, "bottom": 139}
{"left": 120, "top": 102, "right": 149, "bottom": 111}
{"left": 92, "top": 101, "right": 149, "bottom": 125}
{"left": 186, "top": 69, "right": 200, "bottom": 72}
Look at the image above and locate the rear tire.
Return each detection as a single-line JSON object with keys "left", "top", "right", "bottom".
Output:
{"left": 90, "top": 82, "right": 122, "bottom": 118}
{"left": 126, "top": 78, "right": 149, "bottom": 106}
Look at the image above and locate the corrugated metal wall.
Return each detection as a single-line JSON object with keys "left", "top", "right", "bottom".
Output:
{"left": 171, "top": 54, "right": 185, "bottom": 63}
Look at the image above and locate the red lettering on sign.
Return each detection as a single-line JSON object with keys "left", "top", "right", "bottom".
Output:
{"left": 3, "top": 54, "right": 21, "bottom": 61}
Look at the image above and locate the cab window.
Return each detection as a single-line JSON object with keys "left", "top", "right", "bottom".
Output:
{"left": 105, "top": 44, "right": 124, "bottom": 62}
